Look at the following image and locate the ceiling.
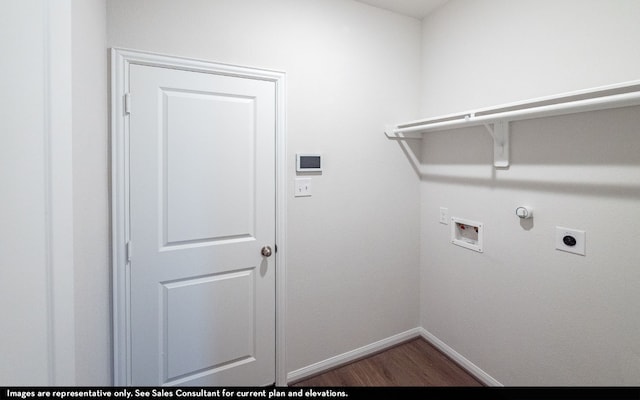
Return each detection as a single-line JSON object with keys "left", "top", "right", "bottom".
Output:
{"left": 355, "top": 0, "right": 449, "bottom": 19}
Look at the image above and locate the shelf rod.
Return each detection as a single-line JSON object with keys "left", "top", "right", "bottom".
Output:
{"left": 392, "top": 90, "right": 640, "bottom": 135}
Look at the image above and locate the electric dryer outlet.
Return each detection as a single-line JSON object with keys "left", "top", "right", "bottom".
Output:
{"left": 555, "top": 226, "right": 586, "bottom": 256}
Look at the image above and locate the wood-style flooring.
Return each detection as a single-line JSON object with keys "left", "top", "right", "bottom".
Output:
{"left": 290, "top": 338, "right": 483, "bottom": 387}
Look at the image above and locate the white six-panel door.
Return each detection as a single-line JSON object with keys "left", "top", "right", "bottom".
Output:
{"left": 127, "top": 63, "right": 276, "bottom": 386}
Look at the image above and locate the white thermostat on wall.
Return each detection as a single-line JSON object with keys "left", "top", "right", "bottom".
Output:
{"left": 296, "top": 153, "right": 322, "bottom": 172}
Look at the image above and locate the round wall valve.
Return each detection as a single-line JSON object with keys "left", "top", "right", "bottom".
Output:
{"left": 515, "top": 206, "right": 533, "bottom": 219}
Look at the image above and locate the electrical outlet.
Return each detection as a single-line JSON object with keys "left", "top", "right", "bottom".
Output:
{"left": 439, "top": 207, "right": 449, "bottom": 225}
{"left": 555, "top": 226, "right": 585, "bottom": 256}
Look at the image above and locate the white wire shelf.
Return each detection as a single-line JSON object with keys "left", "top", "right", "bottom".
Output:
{"left": 385, "top": 80, "right": 640, "bottom": 168}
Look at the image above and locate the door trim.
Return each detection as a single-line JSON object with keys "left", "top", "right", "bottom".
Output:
{"left": 110, "top": 48, "right": 287, "bottom": 386}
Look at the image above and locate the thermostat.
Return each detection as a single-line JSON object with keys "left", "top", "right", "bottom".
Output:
{"left": 296, "top": 154, "right": 322, "bottom": 172}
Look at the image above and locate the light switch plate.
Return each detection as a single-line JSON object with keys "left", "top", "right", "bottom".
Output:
{"left": 294, "top": 178, "right": 312, "bottom": 197}
{"left": 555, "top": 226, "right": 585, "bottom": 256}
{"left": 439, "top": 207, "right": 449, "bottom": 225}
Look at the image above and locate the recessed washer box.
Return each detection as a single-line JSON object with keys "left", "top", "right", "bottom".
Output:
{"left": 451, "top": 217, "right": 483, "bottom": 253}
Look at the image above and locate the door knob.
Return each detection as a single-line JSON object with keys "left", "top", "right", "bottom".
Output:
{"left": 261, "top": 246, "right": 272, "bottom": 257}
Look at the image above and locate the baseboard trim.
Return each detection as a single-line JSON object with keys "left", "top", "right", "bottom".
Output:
{"left": 286, "top": 327, "right": 502, "bottom": 387}
{"left": 286, "top": 328, "right": 422, "bottom": 384}
{"left": 419, "top": 328, "right": 502, "bottom": 387}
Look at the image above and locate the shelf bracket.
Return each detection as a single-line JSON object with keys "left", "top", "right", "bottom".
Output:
{"left": 384, "top": 125, "right": 423, "bottom": 141}
{"left": 484, "top": 121, "right": 510, "bottom": 168}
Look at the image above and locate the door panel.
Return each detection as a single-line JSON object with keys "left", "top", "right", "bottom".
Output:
{"left": 128, "top": 64, "right": 275, "bottom": 386}
{"left": 164, "top": 89, "right": 255, "bottom": 244}
{"left": 162, "top": 270, "right": 255, "bottom": 380}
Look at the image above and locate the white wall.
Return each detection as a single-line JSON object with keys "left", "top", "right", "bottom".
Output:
{"left": 0, "top": 0, "right": 109, "bottom": 385}
{"left": 421, "top": 0, "right": 640, "bottom": 117}
{"left": 8, "top": 0, "right": 638, "bottom": 387}
{"left": 419, "top": 0, "right": 640, "bottom": 385}
{"left": 0, "top": 1, "right": 50, "bottom": 384}
{"left": 107, "top": 0, "right": 422, "bottom": 377}
{"left": 72, "top": 0, "right": 111, "bottom": 385}
{"left": 1, "top": 0, "right": 76, "bottom": 385}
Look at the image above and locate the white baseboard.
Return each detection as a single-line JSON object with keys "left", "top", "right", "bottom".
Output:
{"left": 419, "top": 328, "right": 502, "bottom": 387}
{"left": 286, "top": 328, "right": 422, "bottom": 384}
{"left": 286, "top": 326, "right": 502, "bottom": 387}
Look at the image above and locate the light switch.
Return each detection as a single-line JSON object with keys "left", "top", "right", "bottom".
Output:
{"left": 294, "top": 178, "right": 312, "bottom": 197}
{"left": 439, "top": 207, "right": 449, "bottom": 225}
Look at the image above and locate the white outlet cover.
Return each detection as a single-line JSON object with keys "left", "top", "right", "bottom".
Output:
{"left": 555, "top": 226, "right": 586, "bottom": 256}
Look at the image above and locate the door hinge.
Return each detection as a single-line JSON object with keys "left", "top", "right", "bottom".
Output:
{"left": 126, "top": 241, "right": 132, "bottom": 263}
{"left": 124, "top": 93, "right": 131, "bottom": 115}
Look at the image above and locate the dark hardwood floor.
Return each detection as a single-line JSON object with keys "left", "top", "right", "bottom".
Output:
{"left": 290, "top": 338, "right": 483, "bottom": 387}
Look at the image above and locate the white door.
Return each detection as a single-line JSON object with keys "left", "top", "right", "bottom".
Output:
{"left": 128, "top": 64, "right": 276, "bottom": 386}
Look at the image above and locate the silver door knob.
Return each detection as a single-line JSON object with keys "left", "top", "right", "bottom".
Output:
{"left": 261, "top": 246, "right": 272, "bottom": 257}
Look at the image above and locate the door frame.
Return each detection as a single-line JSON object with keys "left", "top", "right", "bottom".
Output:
{"left": 110, "top": 48, "right": 287, "bottom": 386}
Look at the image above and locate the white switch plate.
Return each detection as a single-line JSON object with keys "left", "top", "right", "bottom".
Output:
{"left": 294, "top": 178, "right": 312, "bottom": 197}
{"left": 439, "top": 207, "right": 449, "bottom": 225}
{"left": 555, "top": 226, "right": 586, "bottom": 256}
